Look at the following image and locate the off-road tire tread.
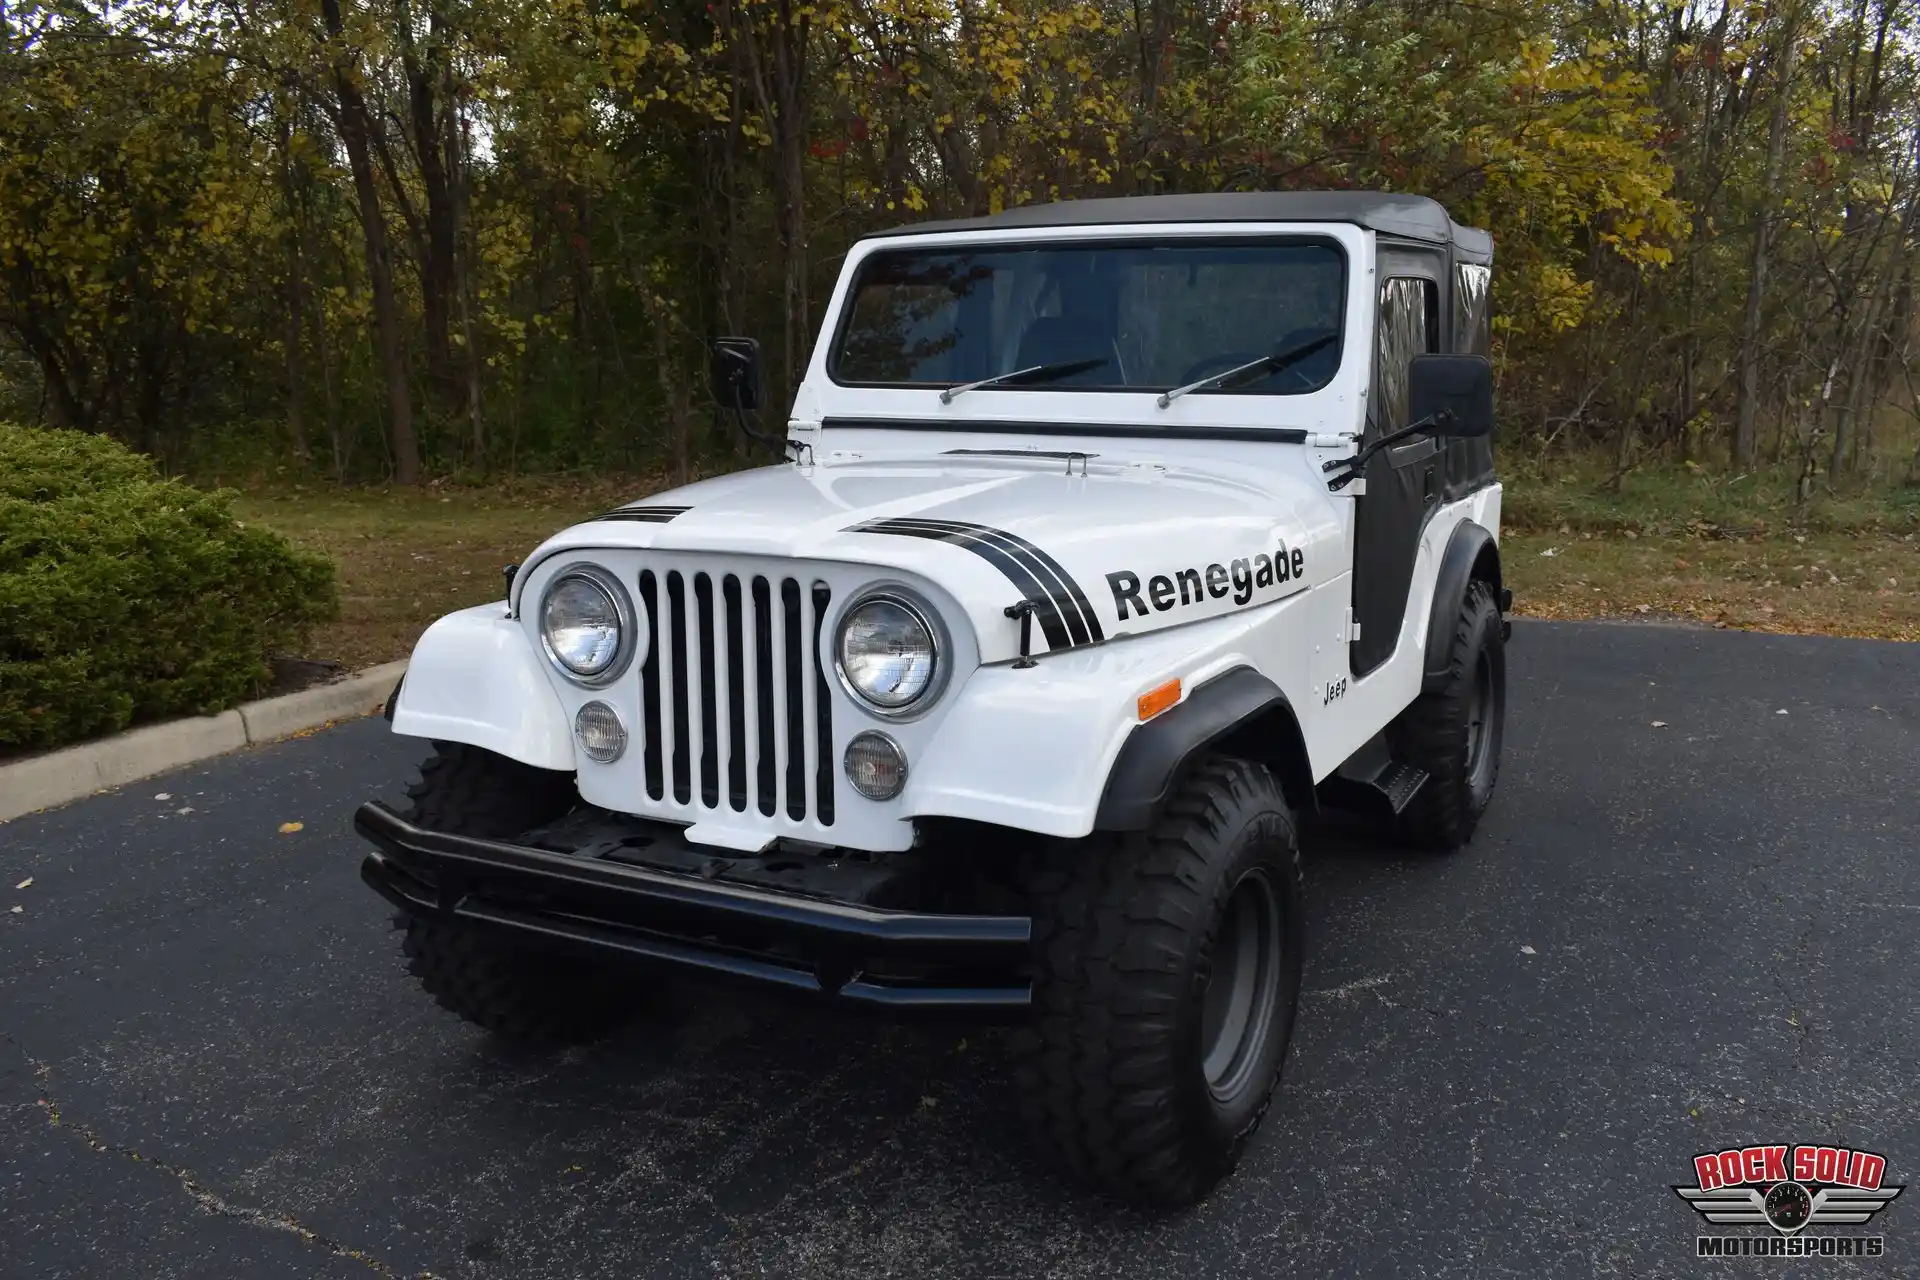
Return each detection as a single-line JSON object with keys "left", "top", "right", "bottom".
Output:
{"left": 1393, "top": 579, "right": 1503, "bottom": 852}
{"left": 396, "top": 744, "right": 626, "bottom": 1044}
{"left": 1014, "top": 756, "right": 1303, "bottom": 1205}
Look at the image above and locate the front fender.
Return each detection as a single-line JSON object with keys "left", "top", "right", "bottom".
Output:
{"left": 908, "top": 588, "right": 1331, "bottom": 839}
{"left": 389, "top": 604, "right": 575, "bottom": 771}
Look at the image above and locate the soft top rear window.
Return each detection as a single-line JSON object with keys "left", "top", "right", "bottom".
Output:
{"left": 829, "top": 238, "right": 1346, "bottom": 395}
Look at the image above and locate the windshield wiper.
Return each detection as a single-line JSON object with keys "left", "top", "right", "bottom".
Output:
{"left": 1155, "top": 332, "right": 1339, "bottom": 408}
{"left": 939, "top": 357, "right": 1107, "bottom": 404}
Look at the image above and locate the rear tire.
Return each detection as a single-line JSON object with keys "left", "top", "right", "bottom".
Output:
{"left": 1392, "top": 580, "right": 1505, "bottom": 851}
{"left": 396, "top": 743, "right": 633, "bottom": 1044}
{"left": 1016, "top": 757, "right": 1305, "bottom": 1205}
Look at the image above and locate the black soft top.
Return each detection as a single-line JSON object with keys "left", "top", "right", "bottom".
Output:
{"left": 881, "top": 191, "right": 1493, "bottom": 263}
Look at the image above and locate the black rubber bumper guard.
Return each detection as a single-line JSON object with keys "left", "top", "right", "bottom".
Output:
{"left": 355, "top": 802, "right": 1032, "bottom": 1015}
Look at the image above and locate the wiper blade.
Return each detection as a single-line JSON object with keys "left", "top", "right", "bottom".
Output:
{"left": 939, "top": 357, "right": 1107, "bottom": 403}
{"left": 1155, "top": 332, "right": 1339, "bottom": 408}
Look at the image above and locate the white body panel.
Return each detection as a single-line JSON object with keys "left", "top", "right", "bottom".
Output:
{"left": 391, "top": 218, "right": 1504, "bottom": 851}
{"left": 392, "top": 604, "right": 574, "bottom": 770}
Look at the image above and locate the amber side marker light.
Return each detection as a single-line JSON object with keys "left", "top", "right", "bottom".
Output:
{"left": 1137, "top": 678, "right": 1182, "bottom": 722}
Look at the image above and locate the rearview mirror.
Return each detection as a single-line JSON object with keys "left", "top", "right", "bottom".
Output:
{"left": 710, "top": 337, "right": 763, "bottom": 413}
{"left": 1409, "top": 354, "right": 1493, "bottom": 439}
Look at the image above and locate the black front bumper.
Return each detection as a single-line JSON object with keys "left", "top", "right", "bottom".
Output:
{"left": 355, "top": 803, "right": 1032, "bottom": 1014}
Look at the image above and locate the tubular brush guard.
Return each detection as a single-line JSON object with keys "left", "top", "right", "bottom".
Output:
{"left": 354, "top": 802, "right": 1032, "bottom": 1014}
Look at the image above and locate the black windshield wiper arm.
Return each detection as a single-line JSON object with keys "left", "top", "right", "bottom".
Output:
{"left": 1155, "top": 332, "right": 1339, "bottom": 408}
{"left": 939, "top": 357, "right": 1107, "bottom": 404}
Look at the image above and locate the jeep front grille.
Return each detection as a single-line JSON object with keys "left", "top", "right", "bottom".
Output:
{"left": 636, "top": 568, "right": 835, "bottom": 828}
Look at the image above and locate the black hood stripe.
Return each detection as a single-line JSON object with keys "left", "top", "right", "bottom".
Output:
{"left": 878, "top": 517, "right": 1104, "bottom": 646}
{"left": 593, "top": 505, "right": 691, "bottom": 523}
{"left": 851, "top": 518, "right": 1073, "bottom": 651}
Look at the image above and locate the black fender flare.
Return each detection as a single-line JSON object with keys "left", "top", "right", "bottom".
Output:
{"left": 1093, "top": 666, "right": 1314, "bottom": 831}
{"left": 1423, "top": 520, "right": 1504, "bottom": 692}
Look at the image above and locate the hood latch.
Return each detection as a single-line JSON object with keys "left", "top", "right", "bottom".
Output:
{"left": 1005, "top": 600, "right": 1039, "bottom": 669}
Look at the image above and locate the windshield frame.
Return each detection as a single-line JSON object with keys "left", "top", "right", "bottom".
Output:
{"left": 823, "top": 233, "right": 1351, "bottom": 398}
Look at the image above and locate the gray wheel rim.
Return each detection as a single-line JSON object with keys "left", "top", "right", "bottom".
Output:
{"left": 1199, "top": 868, "right": 1285, "bottom": 1103}
{"left": 1465, "top": 649, "right": 1496, "bottom": 791}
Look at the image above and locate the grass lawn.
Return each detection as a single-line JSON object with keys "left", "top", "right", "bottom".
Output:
{"left": 236, "top": 461, "right": 1920, "bottom": 669}
{"left": 234, "top": 476, "right": 663, "bottom": 670}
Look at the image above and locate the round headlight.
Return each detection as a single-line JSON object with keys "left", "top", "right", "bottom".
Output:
{"left": 836, "top": 593, "right": 939, "bottom": 713}
{"left": 541, "top": 569, "right": 630, "bottom": 682}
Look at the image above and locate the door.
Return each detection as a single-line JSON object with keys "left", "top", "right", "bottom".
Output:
{"left": 1350, "top": 270, "right": 1440, "bottom": 676}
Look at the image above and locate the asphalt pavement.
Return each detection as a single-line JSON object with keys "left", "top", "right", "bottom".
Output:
{"left": 3, "top": 620, "right": 1917, "bottom": 1280}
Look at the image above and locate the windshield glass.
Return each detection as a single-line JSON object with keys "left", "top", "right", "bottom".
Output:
{"left": 830, "top": 238, "right": 1345, "bottom": 394}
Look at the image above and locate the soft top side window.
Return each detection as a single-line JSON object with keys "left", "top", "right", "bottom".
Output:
{"left": 1374, "top": 277, "right": 1438, "bottom": 432}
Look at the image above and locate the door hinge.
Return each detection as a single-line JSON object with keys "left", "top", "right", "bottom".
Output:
{"left": 1346, "top": 610, "right": 1363, "bottom": 644}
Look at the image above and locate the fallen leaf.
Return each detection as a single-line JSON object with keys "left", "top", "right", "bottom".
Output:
{"left": 1775, "top": 709, "right": 1789, "bottom": 716}
{"left": 1519, "top": 945, "right": 1537, "bottom": 955}
{"left": 14, "top": 878, "right": 31, "bottom": 890}
{"left": 1651, "top": 721, "right": 1668, "bottom": 728}
{"left": 278, "top": 821, "right": 304, "bottom": 834}
{"left": 1538, "top": 546, "right": 1560, "bottom": 558}
{"left": 9, "top": 905, "right": 20, "bottom": 914}
{"left": 1636, "top": 604, "right": 1651, "bottom": 613}
{"left": 176, "top": 807, "right": 194, "bottom": 816}
{"left": 154, "top": 792, "right": 171, "bottom": 801}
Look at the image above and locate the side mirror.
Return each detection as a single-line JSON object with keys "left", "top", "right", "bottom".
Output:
{"left": 710, "top": 337, "right": 763, "bottom": 413}
{"left": 1409, "top": 353, "right": 1493, "bottom": 439}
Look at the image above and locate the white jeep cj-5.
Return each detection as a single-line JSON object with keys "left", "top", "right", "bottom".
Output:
{"left": 357, "top": 191, "right": 1510, "bottom": 1204}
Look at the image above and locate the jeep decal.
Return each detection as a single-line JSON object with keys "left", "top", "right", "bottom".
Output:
{"left": 851, "top": 517, "right": 1105, "bottom": 650}
{"left": 1105, "top": 540, "right": 1307, "bottom": 622}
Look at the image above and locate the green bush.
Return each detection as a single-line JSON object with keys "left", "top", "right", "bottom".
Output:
{"left": 1, "top": 424, "right": 339, "bottom": 751}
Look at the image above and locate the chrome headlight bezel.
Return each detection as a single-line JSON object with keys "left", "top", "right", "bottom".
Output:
{"left": 833, "top": 587, "right": 948, "bottom": 720}
{"left": 538, "top": 564, "right": 638, "bottom": 687}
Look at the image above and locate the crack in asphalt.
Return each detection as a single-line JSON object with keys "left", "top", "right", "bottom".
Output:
{"left": 21, "top": 1047, "right": 437, "bottom": 1280}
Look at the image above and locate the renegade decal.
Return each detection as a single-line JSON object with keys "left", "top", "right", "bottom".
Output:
{"left": 593, "top": 505, "right": 691, "bottom": 523}
{"left": 850, "top": 518, "right": 1105, "bottom": 650}
{"left": 1105, "top": 539, "right": 1307, "bottom": 622}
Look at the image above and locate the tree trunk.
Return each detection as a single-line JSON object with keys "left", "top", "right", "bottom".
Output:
{"left": 730, "top": 0, "right": 811, "bottom": 400}
{"left": 398, "top": 0, "right": 460, "bottom": 412}
{"left": 1733, "top": 16, "right": 1799, "bottom": 469}
{"left": 451, "top": 85, "right": 483, "bottom": 466}
{"left": 284, "top": 270, "right": 307, "bottom": 462}
{"left": 322, "top": 0, "right": 420, "bottom": 485}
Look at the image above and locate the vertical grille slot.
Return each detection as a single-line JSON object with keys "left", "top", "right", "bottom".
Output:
{"left": 812, "top": 582, "right": 835, "bottom": 826}
{"left": 723, "top": 575, "right": 748, "bottom": 812}
{"left": 780, "top": 580, "right": 805, "bottom": 820}
{"left": 666, "top": 570, "right": 691, "bottom": 803}
{"left": 694, "top": 572, "right": 720, "bottom": 808}
{"left": 638, "top": 570, "right": 663, "bottom": 800}
{"left": 752, "top": 576, "right": 777, "bottom": 816}
{"left": 632, "top": 559, "right": 832, "bottom": 830}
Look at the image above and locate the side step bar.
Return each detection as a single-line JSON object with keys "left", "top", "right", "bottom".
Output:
{"left": 1316, "top": 733, "right": 1429, "bottom": 817}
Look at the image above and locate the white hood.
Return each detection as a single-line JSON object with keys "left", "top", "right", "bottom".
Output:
{"left": 514, "top": 451, "right": 1342, "bottom": 664}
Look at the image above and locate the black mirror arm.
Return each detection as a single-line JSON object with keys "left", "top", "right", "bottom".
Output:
{"left": 1323, "top": 409, "right": 1452, "bottom": 490}
{"left": 723, "top": 397, "right": 788, "bottom": 455}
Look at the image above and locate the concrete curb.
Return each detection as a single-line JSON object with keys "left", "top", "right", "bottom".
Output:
{"left": 0, "top": 660, "right": 408, "bottom": 824}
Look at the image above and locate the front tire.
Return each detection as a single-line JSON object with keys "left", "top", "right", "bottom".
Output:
{"left": 1393, "top": 579, "right": 1506, "bottom": 851}
{"left": 396, "top": 743, "right": 632, "bottom": 1044}
{"left": 1016, "top": 757, "right": 1305, "bottom": 1205}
